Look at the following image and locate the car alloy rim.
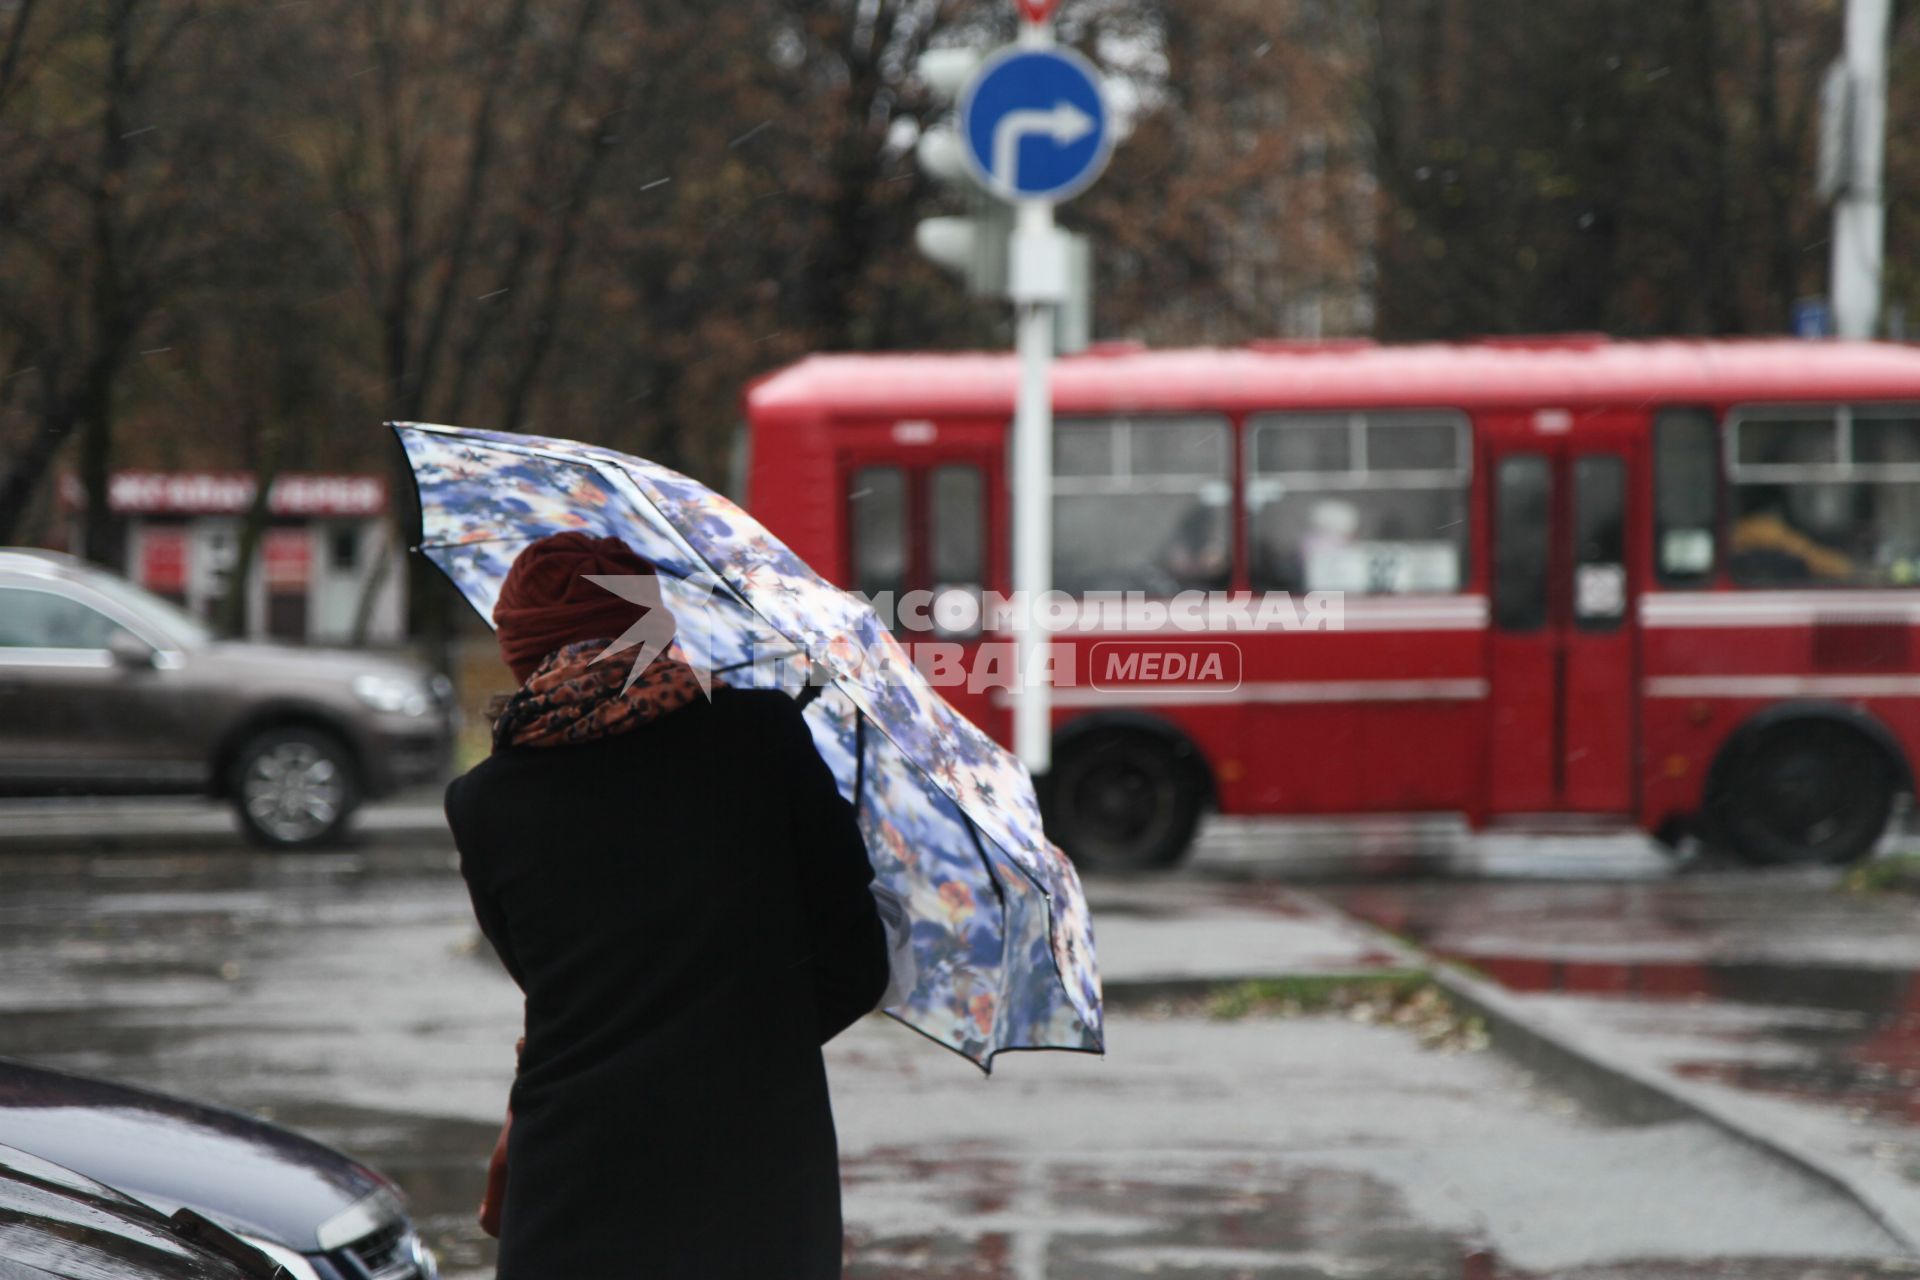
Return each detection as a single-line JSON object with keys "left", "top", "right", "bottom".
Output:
{"left": 242, "top": 742, "right": 342, "bottom": 842}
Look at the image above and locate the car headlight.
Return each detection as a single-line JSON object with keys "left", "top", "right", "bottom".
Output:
{"left": 408, "top": 1230, "right": 441, "bottom": 1279}
{"left": 352, "top": 674, "right": 431, "bottom": 718}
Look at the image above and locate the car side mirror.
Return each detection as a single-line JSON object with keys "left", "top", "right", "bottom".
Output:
{"left": 107, "top": 630, "right": 157, "bottom": 669}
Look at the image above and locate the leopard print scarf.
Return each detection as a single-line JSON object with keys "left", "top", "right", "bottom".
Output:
{"left": 492, "top": 639, "right": 712, "bottom": 750}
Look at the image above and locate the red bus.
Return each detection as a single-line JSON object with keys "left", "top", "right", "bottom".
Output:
{"left": 742, "top": 336, "right": 1920, "bottom": 870}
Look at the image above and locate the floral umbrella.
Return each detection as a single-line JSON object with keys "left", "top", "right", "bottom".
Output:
{"left": 394, "top": 421, "right": 1102, "bottom": 1069}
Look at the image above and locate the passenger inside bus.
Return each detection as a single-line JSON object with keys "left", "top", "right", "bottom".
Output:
{"left": 1253, "top": 497, "right": 1463, "bottom": 595}
{"left": 1729, "top": 484, "right": 1856, "bottom": 584}
{"left": 1154, "top": 490, "right": 1232, "bottom": 592}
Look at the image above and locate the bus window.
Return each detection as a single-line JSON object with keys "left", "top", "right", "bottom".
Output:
{"left": 1050, "top": 415, "right": 1232, "bottom": 596}
{"left": 1653, "top": 409, "right": 1718, "bottom": 585}
{"left": 929, "top": 464, "right": 985, "bottom": 640}
{"left": 930, "top": 465, "right": 983, "bottom": 585}
{"left": 1573, "top": 456, "right": 1626, "bottom": 629}
{"left": 1494, "top": 454, "right": 1551, "bottom": 631}
{"left": 1727, "top": 405, "right": 1920, "bottom": 587}
{"left": 1246, "top": 411, "right": 1469, "bottom": 595}
{"left": 849, "top": 465, "right": 908, "bottom": 601}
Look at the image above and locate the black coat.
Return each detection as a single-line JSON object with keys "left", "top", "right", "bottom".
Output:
{"left": 444, "top": 687, "right": 889, "bottom": 1280}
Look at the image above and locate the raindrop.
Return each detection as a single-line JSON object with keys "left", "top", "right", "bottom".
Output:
{"left": 729, "top": 120, "right": 772, "bottom": 149}
{"left": 641, "top": 177, "right": 671, "bottom": 191}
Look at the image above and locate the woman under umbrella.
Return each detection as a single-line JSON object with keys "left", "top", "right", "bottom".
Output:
{"left": 444, "top": 531, "right": 890, "bottom": 1279}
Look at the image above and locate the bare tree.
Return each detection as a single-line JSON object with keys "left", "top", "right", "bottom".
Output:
{"left": 0, "top": 0, "right": 266, "bottom": 562}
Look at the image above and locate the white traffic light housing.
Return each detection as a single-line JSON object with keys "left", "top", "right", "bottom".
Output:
{"left": 913, "top": 48, "right": 1010, "bottom": 298}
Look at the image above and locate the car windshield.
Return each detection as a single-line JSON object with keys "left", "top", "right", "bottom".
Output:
{"left": 77, "top": 569, "right": 213, "bottom": 649}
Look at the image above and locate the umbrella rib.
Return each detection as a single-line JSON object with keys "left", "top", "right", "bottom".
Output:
{"left": 961, "top": 814, "right": 1007, "bottom": 909}
{"left": 412, "top": 535, "right": 538, "bottom": 551}
{"left": 588, "top": 458, "right": 764, "bottom": 613}
{"left": 853, "top": 714, "right": 866, "bottom": 810}
{"left": 712, "top": 650, "right": 800, "bottom": 672}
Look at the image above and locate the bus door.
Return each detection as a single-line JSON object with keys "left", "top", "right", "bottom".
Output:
{"left": 1485, "top": 417, "right": 1639, "bottom": 816}
{"left": 842, "top": 444, "right": 1005, "bottom": 740}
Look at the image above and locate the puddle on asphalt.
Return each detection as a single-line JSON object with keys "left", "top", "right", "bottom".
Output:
{"left": 1475, "top": 956, "right": 1920, "bottom": 1127}
{"left": 1337, "top": 888, "right": 1920, "bottom": 1148}
{"left": 843, "top": 1146, "right": 1489, "bottom": 1279}
{"left": 842, "top": 1145, "right": 1920, "bottom": 1278}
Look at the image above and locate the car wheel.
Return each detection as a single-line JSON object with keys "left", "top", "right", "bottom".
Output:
{"left": 231, "top": 726, "right": 358, "bottom": 849}
{"left": 1044, "top": 732, "right": 1203, "bottom": 872}
{"left": 1721, "top": 722, "right": 1895, "bottom": 867}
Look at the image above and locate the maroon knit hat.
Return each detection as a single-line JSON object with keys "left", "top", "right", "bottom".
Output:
{"left": 493, "top": 532, "right": 657, "bottom": 684}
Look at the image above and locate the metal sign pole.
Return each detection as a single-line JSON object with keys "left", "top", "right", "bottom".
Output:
{"left": 1831, "top": 0, "right": 1891, "bottom": 340}
{"left": 1011, "top": 13, "right": 1055, "bottom": 776}
{"left": 1012, "top": 195, "right": 1055, "bottom": 775}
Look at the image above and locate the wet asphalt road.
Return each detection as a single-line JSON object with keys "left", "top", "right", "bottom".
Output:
{"left": 1, "top": 815, "right": 1919, "bottom": 1278}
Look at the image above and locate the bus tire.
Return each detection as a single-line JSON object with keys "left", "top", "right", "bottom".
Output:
{"left": 1717, "top": 721, "right": 1896, "bottom": 867}
{"left": 1043, "top": 730, "right": 1203, "bottom": 872}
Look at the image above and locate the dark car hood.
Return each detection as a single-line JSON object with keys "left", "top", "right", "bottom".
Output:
{"left": 0, "top": 1058, "right": 388, "bottom": 1251}
{"left": 0, "top": 1142, "right": 262, "bottom": 1280}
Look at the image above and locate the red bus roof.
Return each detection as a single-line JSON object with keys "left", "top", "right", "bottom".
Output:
{"left": 746, "top": 337, "right": 1920, "bottom": 419}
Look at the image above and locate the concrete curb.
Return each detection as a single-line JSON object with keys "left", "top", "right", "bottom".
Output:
{"left": 1100, "top": 970, "right": 1421, "bottom": 1009}
{"left": 0, "top": 805, "right": 454, "bottom": 855}
{"left": 1295, "top": 889, "right": 1920, "bottom": 1257}
{"left": 1425, "top": 964, "right": 1695, "bottom": 1125}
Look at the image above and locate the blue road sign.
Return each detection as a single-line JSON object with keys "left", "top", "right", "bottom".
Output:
{"left": 959, "top": 45, "right": 1112, "bottom": 203}
{"left": 1792, "top": 297, "right": 1834, "bottom": 339}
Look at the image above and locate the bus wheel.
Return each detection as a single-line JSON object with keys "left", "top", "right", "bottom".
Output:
{"left": 1720, "top": 722, "right": 1896, "bottom": 867}
{"left": 1045, "top": 732, "right": 1203, "bottom": 872}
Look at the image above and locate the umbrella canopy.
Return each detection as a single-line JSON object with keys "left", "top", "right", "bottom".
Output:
{"left": 395, "top": 421, "right": 1103, "bottom": 1069}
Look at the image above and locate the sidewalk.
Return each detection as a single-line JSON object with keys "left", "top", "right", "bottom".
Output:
{"left": 1085, "top": 876, "right": 1412, "bottom": 989}
{"left": 1328, "top": 875, "right": 1920, "bottom": 1255}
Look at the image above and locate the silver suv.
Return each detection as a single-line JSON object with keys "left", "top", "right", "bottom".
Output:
{"left": 0, "top": 549, "right": 452, "bottom": 847}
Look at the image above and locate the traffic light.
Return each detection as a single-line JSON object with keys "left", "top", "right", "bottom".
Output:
{"left": 913, "top": 48, "right": 1012, "bottom": 298}
{"left": 911, "top": 45, "right": 1095, "bottom": 352}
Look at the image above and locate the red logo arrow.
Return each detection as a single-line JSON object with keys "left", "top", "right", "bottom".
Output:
{"left": 1014, "top": 0, "right": 1059, "bottom": 22}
